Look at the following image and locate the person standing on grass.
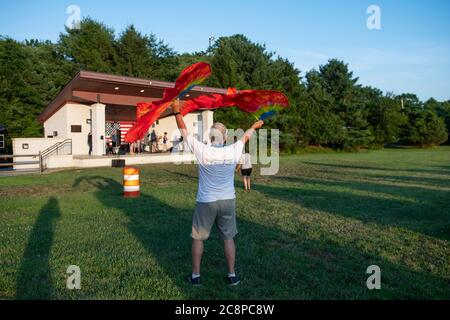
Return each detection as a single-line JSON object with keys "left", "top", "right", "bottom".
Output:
{"left": 237, "top": 151, "right": 253, "bottom": 191}
{"left": 171, "top": 99, "right": 264, "bottom": 286}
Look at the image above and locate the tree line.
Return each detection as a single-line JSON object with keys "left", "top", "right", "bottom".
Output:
{"left": 0, "top": 18, "right": 448, "bottom": 153}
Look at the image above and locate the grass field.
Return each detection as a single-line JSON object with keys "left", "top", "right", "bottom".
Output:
{"left": 0, "top": 147, "right": 449, "bottom": 299}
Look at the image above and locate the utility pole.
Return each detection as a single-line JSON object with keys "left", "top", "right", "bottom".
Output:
{"left": 208, "top": 36, "right": 215, "bottom": 54}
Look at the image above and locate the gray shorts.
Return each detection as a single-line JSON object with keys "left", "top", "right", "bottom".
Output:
{"left": 191, "top": 198, "right": 237, "bottom": 240}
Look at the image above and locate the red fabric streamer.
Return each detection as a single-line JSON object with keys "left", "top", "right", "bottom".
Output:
{"left": 181, "top": 88, "right": 289, "bottom": 118}
{"left": 136, "top": 102, "right": 153, "bottom": 121}
{"left": 124, "top": 62, "right": 212, "bottom": 143}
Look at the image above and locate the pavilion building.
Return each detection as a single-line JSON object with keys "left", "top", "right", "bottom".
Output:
{"left": 12, "top": 71, "right": 226, "bottom": 171}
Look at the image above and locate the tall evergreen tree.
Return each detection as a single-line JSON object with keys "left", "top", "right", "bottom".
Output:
{"left": 317, "top": 59, "right": 373, "bottom": 149}
{"left": 208, "top": 35, "right": 273, "bottom": 89}
{"left": 58, "top": 18, "right": 119, "bottom": 73}
{"left": 116, "top": 25, "right": 178, "bottom": 80}
{"left": 300, "top": 70, "right": 345, "bottom": 148}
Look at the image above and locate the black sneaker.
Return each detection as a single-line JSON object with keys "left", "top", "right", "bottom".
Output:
{"left": 227, "top": 275, "right": 241, "bottom": 286}
{"left": 187, "top": 274, "right": 202, "bottom": 286}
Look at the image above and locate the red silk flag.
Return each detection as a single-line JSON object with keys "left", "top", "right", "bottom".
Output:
{"left": 181, "top": 88, "right": 237, "bottom": 116}
{"left": 181, "top": 88, "right": 289, "bottom": 120}
{"left": 124, "top": 62, "right": 212, "bottom": 143}
{"left": 136, "top": 102, "right": 152, "bottom": 121}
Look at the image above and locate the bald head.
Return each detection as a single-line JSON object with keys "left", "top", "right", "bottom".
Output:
{"left": 209, "top": 122, "right": 227, "bottom": 145}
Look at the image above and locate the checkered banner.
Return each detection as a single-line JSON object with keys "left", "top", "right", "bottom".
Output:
{"left": 105, "top": 122, "right": 120, "bottom": 137}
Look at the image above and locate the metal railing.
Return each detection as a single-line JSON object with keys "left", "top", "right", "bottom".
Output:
{"left": 39, "top": 138, "right": 72, "bottom": 172}
{"left": 0, "top": 154, "right": 40, "bottom": 165}
{"left": 0, "top": 139, "right": 72, "bottom": 175}
{"left": 0, "top": 154, "right": 40, "bottom": 174}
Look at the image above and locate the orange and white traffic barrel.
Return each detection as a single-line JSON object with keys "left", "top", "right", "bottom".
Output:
{"left": 123, "top": 167, "right": 140, "bottom": 198}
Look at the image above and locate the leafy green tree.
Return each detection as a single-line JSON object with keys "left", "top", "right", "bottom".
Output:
{"left": 398, "top": 93, "right": 423, "bottom": 110}
{"left": 0, "top": 37, "right": 72, "bottom": 151}
{"left": 25, "top": 39, "right": 74, "bottom": 110}
{"left": 424, "top": 98, "right": 450, "bottom": 144}
{"left": 361, "top": 88, "right": 407, "bottom": 146}
{"left": 402, "top": 109, "right": 448, "bottom": 146}
{"left": 177, "top": 52, "right": 211, "bottom": 76}
{"left": 208, "top": 35, "right": 305, "bottom": 146}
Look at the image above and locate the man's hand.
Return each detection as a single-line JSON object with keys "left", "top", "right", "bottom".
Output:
{"left": 172, "top": 99, "right": 188, "bottom": 140}
{"left": 251, "top": 120, "right": 264, "bottom": 130}
{"left": 241, "top": 120, "right": 264, "bottom": 145}
{"left": 172, "top": 99, "right": 181, "bottom": 114}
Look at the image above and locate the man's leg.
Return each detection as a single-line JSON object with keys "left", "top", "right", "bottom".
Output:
{"left": 247, "top": 176, "right": 251, "bottom": 190}
{"left": 189, "top": 201, "right": 216, "bottom": 285}
{"left": 223, "top": 239, "right": 236, "bottom": 273}
{"left": 192, "top": 239, "right": 204, "bottom": 274}
{"left": 217, "top": 199, "right": 240, "bottom": 285}
{"left": 224, "top": 238, "right": 240, "bottom": 285}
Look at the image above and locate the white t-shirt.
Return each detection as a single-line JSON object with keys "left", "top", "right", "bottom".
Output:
{"left": 239, "top": 153, "right": 252, "bottom": 169}
{"left": 186, "top": 134, "right": 244, "bottom": 203}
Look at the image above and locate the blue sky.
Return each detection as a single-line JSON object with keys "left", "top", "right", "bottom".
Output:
{"left": 1, "top": 0, "right": 449, "bottom": 101}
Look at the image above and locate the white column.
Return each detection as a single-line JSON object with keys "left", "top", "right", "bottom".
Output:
{"left": 202, "top": 110, "right": 213, "bottom": 142}
{"left": 91, "top": 103, "right": 105, "bottom": 156}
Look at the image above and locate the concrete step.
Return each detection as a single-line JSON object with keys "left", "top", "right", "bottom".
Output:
{"left": 0, "top": 168, "right": 41, "bottom": 177}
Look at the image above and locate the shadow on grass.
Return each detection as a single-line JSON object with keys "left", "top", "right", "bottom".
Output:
{"left": 301, "top": 161, "right": 450, "bottom": 178}
{"left": 68, "top": 175, "right": 450, "bottom": 299}
{"left": 257, "top": 177, "right": 450, "bottom": 241}
{"left": 357, "top": 173, "right": 450, "bottom": 189}
{"left": 16, "top": 197, "right": 61, "bottom": 299}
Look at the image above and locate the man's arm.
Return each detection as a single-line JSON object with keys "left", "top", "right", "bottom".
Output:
{"left": 172, "top": 99, "right": 208, "bottom": 162}
{"left": 171, "top": 99, "right": 189, "bottom": 140}
{"left": 241, "top": 120, "right": 264, "bottom": 145}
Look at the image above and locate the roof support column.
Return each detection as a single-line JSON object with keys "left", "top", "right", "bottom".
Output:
{"left": 91, "top": 103, "right": 106, "bottom": 156}
{"left": 201, "top": 110, "right": 213, "bottom": 142}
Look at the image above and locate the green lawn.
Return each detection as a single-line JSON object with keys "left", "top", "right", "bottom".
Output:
{"left": 1, "top": 147, "right": 449, "bottom": 299}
